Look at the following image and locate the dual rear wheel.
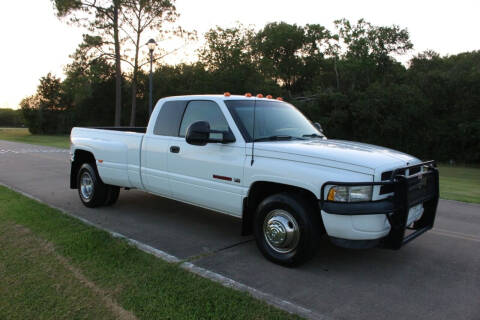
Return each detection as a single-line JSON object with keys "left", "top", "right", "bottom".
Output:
{"left": 77, "top": 163, "right": 120, "bottom": 208}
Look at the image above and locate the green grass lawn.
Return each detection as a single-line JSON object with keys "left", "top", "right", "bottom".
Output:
{"left": 0, "top": 186, "right": 298, "bottom": 320}
{"left": 0, "top": 127, "right": 69, "bottom": 149}
{"left": 437, "top": 165, "right": 480, "bottom": 204}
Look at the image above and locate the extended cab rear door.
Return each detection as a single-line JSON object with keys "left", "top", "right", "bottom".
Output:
{"left": 141, "top": 100, "right": 187, "bottom": 196}
{"left": 167, "top": 100, "right": 246, "bottom": 217}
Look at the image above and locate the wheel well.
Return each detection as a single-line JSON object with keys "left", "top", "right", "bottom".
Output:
{"left": 241, "top": 181, "right": 321, "bottom": 236}
{"left": 70, "top": 149, "right": 96, "bottom": 189}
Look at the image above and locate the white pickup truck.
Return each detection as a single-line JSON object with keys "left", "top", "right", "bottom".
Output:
{"left": 70, "top": 94, "right": 439, "bottom": 266}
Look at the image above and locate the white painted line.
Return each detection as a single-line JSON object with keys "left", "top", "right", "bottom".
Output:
{"left": 434, "top": 228, "right": 480, "bottom": 238}
{"left": 431, "top": 229, "right": 480, "bottom": 242}
{"left": 0, "top": 182, "right": 327, "bottom": 320}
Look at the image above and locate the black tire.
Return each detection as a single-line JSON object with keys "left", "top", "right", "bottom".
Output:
{"left": 77, "top": 163, "right": 108, "bottom": 208}
{"left": 104, "top": 186, "right": 120, "bottom": 206}
{"left": 253, "top": 192, "right": 320, "bottom": 266}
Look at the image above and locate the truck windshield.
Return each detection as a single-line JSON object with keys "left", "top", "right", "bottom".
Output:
{"left": 225, "top": 100, "right": 325, "bottom": 142}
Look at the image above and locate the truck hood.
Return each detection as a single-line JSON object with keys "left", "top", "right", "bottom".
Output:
{"left": 252, "top": 139, "right": 419, "bottom": 172}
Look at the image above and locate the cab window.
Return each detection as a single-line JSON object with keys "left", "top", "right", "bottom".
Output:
{"left": 153, "top": 100, "right": 187, "bottom": 136}
{"left": 179, "top": 101, "right": 229, "bottom": 139}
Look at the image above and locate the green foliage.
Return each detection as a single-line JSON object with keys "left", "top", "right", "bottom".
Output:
{"left": 20, "top": 73, "right": 71, "bottom": 134}
{"left": 0, "top": 109, "right": 23, "bottom": 127}
{"left": 20, "top": 18, "right": 480, "bottom": 163}
{"left": 199, "top": 25, "right": 279, "bottom": 95}
{"left": 253, "top": 22, "right": 334, "bottom": 94}
{"left": 254, "top": 22, "right": 306, "bottom": 90}
{"left": 200, "top": 24, "right": 255, "bottom": 72}
{"left": 407, "top": 51, "right": 480, "bottom": 162}
{"left": 53, "top": 0, "right": 126, "bottom": 126}
{"left": 332, "top": 19, "right": 413, "bottom": 91}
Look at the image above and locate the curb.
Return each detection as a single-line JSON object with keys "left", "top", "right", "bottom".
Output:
{"left": 0, "top": 181, "right": 330, "bottom": 320}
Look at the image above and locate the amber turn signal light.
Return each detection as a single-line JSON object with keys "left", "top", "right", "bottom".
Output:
{"left": 327, "top": 188, "right": 336, "bottom": 201}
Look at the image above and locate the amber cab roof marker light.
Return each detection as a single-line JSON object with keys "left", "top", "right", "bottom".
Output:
{"left": 266, "top": 95, "right": 273, "bottom": 99}
{"left": 256, "top": 93, "right": 264, "bottom": 98}
{"left": 245, "top": 93, "right": 252, "bottom": 97}
{"left": 276, "top": 97, "right": 284, "bottom": 101}
{"left": 224, "top": 92, "right": 231, "bottom": 97}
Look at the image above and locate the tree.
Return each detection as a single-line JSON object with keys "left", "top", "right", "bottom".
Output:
{"left": 0, "top": 109, "right": 23, "bottom": 127}
{"left": 121, "top": 0, "right": 178, "bottom": 126}
{"left": 253, "top": 22, "right": 306, "bottom": 93}
{"left": 252, "top": 22, "right": 333, "bottom": 95}
{"left": 63, "top": 42, "right": 118, "bottom": 127}
{"left": 199, "top": 24, "right": 280, "bottom": 95}
{"left": 20, "top": 73, "right": 70, "bottom": 134}
{"left": 200, "top": 24, "right": 255, "bottom": 72}
{"left": 407, "top": 50, "right": 480, "bottom": 162}
{"left": 18, "top": 14, "right": 480, "bottom": 163}
{"left": 334, "top": 19, "right": 413, "bottom": 89}
{"left": 298, "top": 24, "right": 336, "bottom": 92}
{"left": 53, "top": 0, "right": 125, "bottom": 126}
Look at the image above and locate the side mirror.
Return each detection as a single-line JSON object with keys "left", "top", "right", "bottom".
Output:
{"left": 218, "top": 131, "right": 236, "bottom": 144}
{"left": 186, "top": 121, "right": 236, "bottom": 146}
{"left": 186, "top": 121, "right": 210, "bottom": 146}
{"left": 314, "top": 122, "right": 323, "bottom": 133}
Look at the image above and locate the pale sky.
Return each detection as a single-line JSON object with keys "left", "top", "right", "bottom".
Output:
{"left": 1, "top": 0, "right": 479, "bottom": 109}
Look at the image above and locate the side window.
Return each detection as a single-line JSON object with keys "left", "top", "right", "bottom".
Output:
{"left": 179, "top": 101, "right": 229, "bottom": 139}
{"left": 153, "top": 100, "right": 187, "bottom": 136}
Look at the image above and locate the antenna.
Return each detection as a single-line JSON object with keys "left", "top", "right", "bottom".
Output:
{"left": 250, "top": 97, "right": 257, "bottom": 166}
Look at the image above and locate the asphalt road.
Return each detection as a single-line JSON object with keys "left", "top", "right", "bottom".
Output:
{"left": 1, "top": 140, "right": 479, "bottom": 320}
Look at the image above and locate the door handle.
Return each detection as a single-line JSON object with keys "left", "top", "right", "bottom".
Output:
{"left": 170, "top": 146, "right": 180, "bottom": 153}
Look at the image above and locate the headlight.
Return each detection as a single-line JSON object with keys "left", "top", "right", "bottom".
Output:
{"left": 327, "top": 185, "right": 373, "bottom": 202}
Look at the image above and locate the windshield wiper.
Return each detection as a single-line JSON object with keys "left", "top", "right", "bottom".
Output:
{"left": 302, "top": 133, "right": 325, "bottom": 139}
{"left": 254, "top": 135, "right": 303, "bottom": 142}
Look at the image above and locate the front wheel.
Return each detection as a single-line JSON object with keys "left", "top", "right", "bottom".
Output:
{"left": 254, "top": 193, "right": 320, "bottom": 266}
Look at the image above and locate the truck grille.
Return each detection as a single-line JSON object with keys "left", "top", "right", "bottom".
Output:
{"left": 379, "top": 165, "right": 422, "bottom": 195}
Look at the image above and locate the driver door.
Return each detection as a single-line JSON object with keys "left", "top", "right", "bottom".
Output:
{"left": 167, "top": 100, "right": 245, "bottom": 217}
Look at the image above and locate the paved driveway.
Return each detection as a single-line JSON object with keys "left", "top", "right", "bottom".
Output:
{"left": 1, "top": 140, "right": 479, "bottom": 320}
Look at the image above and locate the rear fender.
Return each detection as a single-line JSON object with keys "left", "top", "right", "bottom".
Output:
{"left": 70, "top": 148, "right": 96, "bottom": 189}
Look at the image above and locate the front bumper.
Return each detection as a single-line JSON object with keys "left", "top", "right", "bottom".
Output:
{"left": 320, "top": 161, "right": 439, "bottom": 250}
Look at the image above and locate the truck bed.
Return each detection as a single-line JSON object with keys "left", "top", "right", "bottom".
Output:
{"left": 92, "top": 127, "right": 147, "bottom": 133}
{"left": 71, "top": 126, "right": 146, "bottom": 189}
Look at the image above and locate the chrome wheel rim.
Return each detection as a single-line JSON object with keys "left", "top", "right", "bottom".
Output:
{"left": 80, "top": 172, "right": 94, "bottom": 200}
{"left": 263, "top": 209, "right": 300, "bottom": 253}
